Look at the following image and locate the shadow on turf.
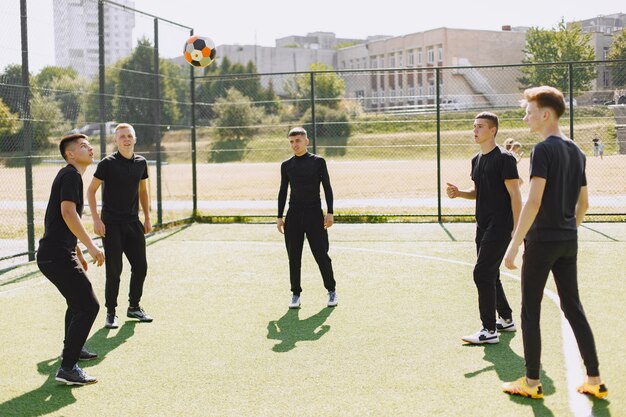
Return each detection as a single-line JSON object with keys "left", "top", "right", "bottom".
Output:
{"left": 464, "top": 332, "right": 557, "bottom": 416}
{"left": 267, "top": 307, "right": 335, "bottom": 352}
{"left": 0, "top": 321, "right": 137, "bottom": 417}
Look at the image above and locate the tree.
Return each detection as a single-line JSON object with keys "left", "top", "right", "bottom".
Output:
{"left": 209, "top": 87, "right": 263, "bottom": 162}
{"left": 0, "top": 98, "right": 21, "bottom": 152}
{"left": 299, "top": 105, "right": 351, "bottom": 156}
{"left": 0, "top": 64, "right": 29, "bottom": 115}
{"left": 608, "top": 29, "right": 626, "bottom": 87}
{"left": 33, "top": 67, "right": 90, "bottom": 128}
{"left": 519, "top": 20, "right": 596, "bottom": 94}
{"left": 285, "top": 62, "right": 345, "bottom": 116}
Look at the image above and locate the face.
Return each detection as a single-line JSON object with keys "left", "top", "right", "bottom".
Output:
{"left": 114, "top": 127, "right": 137, "bottom": 152}
{"left": 523, "top": 101, "right": 543, "bottom": 133}
{"left": 67, "top": 138, "right": 94, "bottom": 165}
{"left": 473, "top": 118, "right": 495, "bottom": 144}
{"left": 289, "top": 134, "right": 309, "bottom": 156}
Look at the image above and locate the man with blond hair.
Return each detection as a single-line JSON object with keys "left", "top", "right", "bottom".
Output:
{"left": 87, "top": 123, "right": 153, "bottom": 329}
{"left": 502, "top": 86, "right": 607, "bottom": 399}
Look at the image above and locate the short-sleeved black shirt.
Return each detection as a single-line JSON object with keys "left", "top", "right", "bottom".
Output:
{"left": 37, "top": 165, "right": 83, "bottom": 260}
{"left": 526, "top": 136, "right": 587, "bottom": 242}
{"left": 471, "top": 146, "right": 519, "bottom": 238}
{"left": 93, "top": 151, "right": 148, "bottom": 224}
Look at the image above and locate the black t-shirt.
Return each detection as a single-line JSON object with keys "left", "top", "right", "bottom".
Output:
{"left": 471, "top": 146, "right": 519, "bottom": 237}
{"left": 277, "top": 152, "right": 334, "bottom": 217}
{"left": 37, "top": 165, "right": 83, "bottom": 260}
{"left": 94, "top": 151, "right": 148, "bottom": 224}
{"left": 526, "top": 136, "right": 587, "bottom": 242}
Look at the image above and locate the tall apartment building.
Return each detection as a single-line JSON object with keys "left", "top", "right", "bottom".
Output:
{"left": 53, "top": 0, "right": 135, "bottom": 79}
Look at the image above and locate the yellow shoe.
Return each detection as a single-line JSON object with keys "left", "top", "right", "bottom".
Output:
{"left": 502, "top": 377, "right": 544, "bottom": 399}
{"left": 577, "top": 382, "right": 608, "bottom": 399}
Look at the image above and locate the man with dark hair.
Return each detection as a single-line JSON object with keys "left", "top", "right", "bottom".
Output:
{"left": 502, "top": 86, "right": 608, "bottom": 399}
{"left": 37, "top": 134, "right": 105, "bottom": 385}
{"left": 87, "top": 123, "right": 153, "bottom": 329}
{"left": 277, "top": 127, "right": 337, "bottom": 309}
{"left": 447, "top": 112, "right": 521, "bottom": 344}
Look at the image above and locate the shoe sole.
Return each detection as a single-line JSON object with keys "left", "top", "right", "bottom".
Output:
{"left": 503, "top": 388, "right": 543, "bottom": 399}
{"left": 126, "top": 316, "right": 153, "bottom": 322}
{"left": 105, "top": 324, "right": 119, "bottom": 329}
{"left": 462, "top": 338, "right": 499, "bottom": 344}
{"left": 327, "top": 303, "right": 338, "bottom": 307}
{"left": 497, "top": 326, "right": 517, "bottom": 332}
{"left": 288, "top": 305, "right": 301, "bottom": 309}
{"left": 55, "top": 376, "right": 98, "bottom": 386}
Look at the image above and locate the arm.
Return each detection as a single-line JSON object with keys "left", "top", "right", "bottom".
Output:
{"left": 139, "top": 178, "right": 152, "bottom": 233}
{"left": 446, "top": 182, "right": 476, "bottom": 200}
{"left": 503, "top": 177, "right": 547, "bottom": 269}
{"left": 320, "top": 160, "right": 334, "bottom": 229}
{"left": 504, "top": 178, "right": 522, "bottom": 234}
{"left": 76, "top": 245, "right": 88, "bottom": 271}
{"left": 277, "top": 164, "right": 289, "bottom": 234}
{"left": 87, "top": 177, "right": 105, "bottom": 237}
{"left": 575, "top": 186, "right": 589, "bottom": 227}
{"left": 61, "top": 201, "right": 104, "bottom": 266}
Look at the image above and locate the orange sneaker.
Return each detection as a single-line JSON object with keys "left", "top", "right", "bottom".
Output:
{"left": 502, "top": 377, "right": 544, "bottom": 399}
{"left": 577, "top": 382, "right": 608, "bottom": 399}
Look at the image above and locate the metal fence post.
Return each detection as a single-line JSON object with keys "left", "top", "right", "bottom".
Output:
{"left": 98, "top": 0, "right": 106, "bottom": 159}
{"left": 310, "top": 72, "right": 316, "bottom": 154}
{"left": 154, "top": 18, "right": 162, "bottom": 225}
{"left": 20, "top": 0, "right": 34, "bottom": 261}
{"left": 568, "top": 62, "right": 574, "bottom": 140}
{"left": 189, "top": 30, "right": 197, "bottom": 217}
{"left": 436, "top": 68, "right": 442, "bottom": 223}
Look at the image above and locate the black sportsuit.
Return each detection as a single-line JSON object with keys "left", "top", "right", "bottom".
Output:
{"left": 470, "top": 146, "right": 519, "bottom": 331}
{"left": 37, "top": 165, "right": 100, "bottom": 370}
{"left": 521, "top": 136, "right": 600, "bottom": 380}
{"left": 278, "top": 152, "right": 336, "bottom": 295}
{"left": 94, "top": 151, "right": 148, "bottom": 313}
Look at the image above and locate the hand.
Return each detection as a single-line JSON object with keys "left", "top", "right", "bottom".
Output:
{"left": 503, "top": 242, "right": 519, "bottom": 270}
{"left": 77, "top": 251, "right": 89, "bottom": 271}
{"left": 277, "top": 218, "right": 285, "bottom": 234}
{"left": 87, "top": 244, "right": 105, "bottom": 267}
{"left": 324, "top": 213, "right": 334, "bottom": 229}
{"left": 94, "top": 219, "right": 106, "bottom": 237}
{"left": 446, "top": 182, "right": 459, "bottom": 199}
{"left": 144, "top": 218, "right": 153, "bottom": 234}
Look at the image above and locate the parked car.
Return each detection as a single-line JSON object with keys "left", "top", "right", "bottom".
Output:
{"left": 440, "top": 98, "right": 461, "bottom": 111}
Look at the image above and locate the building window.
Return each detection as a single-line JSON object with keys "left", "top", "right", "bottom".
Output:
{"left": 427, "top": 48, "right": 435, "bottom": 64}
{"left": 417, "top": 49, "right": 422, "bottom": 65}
{"left": 438, "top": 46, "right": 443, "bottom": 62}
{"left": 408, "top": 50, "right": 414, "bottom": 66}
{"left": 398, "top": 52, "right": 403, "bottom": 67}
{"left": 428, "top": 83, "right": 435, "bottom": 96}
{"left": 389, "top": 54, "right": 395, "bottom": 68}
{"left": 370, "top": 57, "right": 377, "bottom": 69}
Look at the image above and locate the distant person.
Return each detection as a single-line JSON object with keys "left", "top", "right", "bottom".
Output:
{"left": 511, "top": 141, "right": 524, "bottom": 163}
{"left": 502, "top": 86, "right": 608, "bottom": 400}
{"left": 446, "top": 112, "right": 522, "bottom": 344}
{"left": 87, "top": 123, "right": 153, "bottom": 329}
{"left": 37, "top": 133, "right": 105, "bottom": 385}
{"left": 592, "top": 138, "right": 604, "bottom": 159}
{"left": 277, "top": 127, "right": 338, "bottom": 309}
{"left": 503, "top": 138, "right": 515, "bottom": 151}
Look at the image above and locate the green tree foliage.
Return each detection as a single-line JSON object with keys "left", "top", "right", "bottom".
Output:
{"left": 0, "top": 98, "right": 21, "bottom": 152}
{"left": 0, "top": 64, "right": 28, "bottom": 115}
{"left": 34, "top": 67, "right": 89, "bottom": 128}
{"left": 84, "top": 70, "right": 117, "bottom": 123}
{"left": 286, "top": 62, "right": 345, "bottom": 116}
{"left": 29, "top": 92, "right": 65, "bottom": 150}
{"left": 299, "top": 105, "right": 351, "bottom": 156}
{"left": 209, "top": 87, "right": 263, "bottom": 162}
{"left": 608, "top": 29, "right": 626, "bottom": 87}
{"left": 113, "top": 38, "right": 181, "bottom": 146}
{"left": 519, "top": 20, "right": 596, "bottom": 93}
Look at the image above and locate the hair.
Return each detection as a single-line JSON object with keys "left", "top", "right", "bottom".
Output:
{"left": 59, "top": 133, "right": 88, "bottom": 161}
{"left": 503, "top": 138, "right": 515, "bottom": 150}
{"left": 474, "top": 112, "right": 499, "bottom": 135}
{"left": 511, "top": 141, "right": 522, "bottom": 150}
{"left": 522, "top": 86, "right": 566, "bottom": 118}
{"left": 287, "top": 127, "right": 307, "bottom": 138}
{"left": 115, "top": 123, "right": 136, "bottom": 137}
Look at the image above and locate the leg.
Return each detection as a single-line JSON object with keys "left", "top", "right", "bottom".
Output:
{"left": 473, "top": 235, "right": 508, "bottom": 331}
{"left": 38, "top": 256, "right": 100, "bottom": 370}
{"left": 103, "top": 223, "right": 124, "bottom": 313}
{"left": 124, "top": 221, "right": 148, "bottom": 308}
{"left": 284, "top": 210, "right": 305, "bottom": 295}
{"left": 552, "top": 240, "right": 600, "bottom": 377}
{"left": 304, "top": 210, "right": 336, "bottom": 292}
{"left": 520, "top": 241, "right": 555, "bottom": 380}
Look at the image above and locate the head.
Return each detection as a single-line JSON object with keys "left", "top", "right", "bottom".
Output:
{"left": 511, "top": 141, "right": 522, "bottom": 152}
{"left": 473, "top": 112, "right": 499, "bottom": 145}
{"left": 114, "top": 123, "right": 137, "bottom": 152}
{"left": 521, "top": 86, "right": 566, "bottom": 132}
{"left": 503, "top": 138, "right": 514, "bottom": 150}
{"left": 287, "top": 127, "right": 309, "bottom": 156}
{"left": 59, "top": 133, "right": 93, "bottom": 165}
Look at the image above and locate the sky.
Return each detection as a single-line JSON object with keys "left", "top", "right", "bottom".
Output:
{"left": 0, "top": 0, "right": 624, "bottom": 74}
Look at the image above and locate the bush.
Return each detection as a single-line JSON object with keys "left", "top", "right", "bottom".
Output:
{"left": 299, "top": 105, "right": 351, "bottom": 156}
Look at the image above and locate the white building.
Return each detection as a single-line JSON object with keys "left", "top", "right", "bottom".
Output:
{"left": 53, "top": 0, "right": 135, "bottom": 79}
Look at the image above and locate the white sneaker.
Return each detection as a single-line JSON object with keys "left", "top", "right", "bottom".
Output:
{"left": 327, "top": 291, "right": 338, "bottom": 307}
{"left": 462, "top": 328, "right": 499, "bottom": 344}
{"left": 289, "top": 294, "right": 301, "bottom": 309}
{"left": 496, "top": 317, "right": 517, "bottom": 332}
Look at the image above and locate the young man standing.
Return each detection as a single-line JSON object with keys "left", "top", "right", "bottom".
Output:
{"left": 502, "top": 86, "right": 607, "bottom": 399}
{"left": 37, "top": 134, "right": 105, "bottom": 385}
{"left": 87, "top": 123, "right": 153, "bottom": 329}
{"left": 277, "top": 127, "right": 337, "bottom": 309}
{"left": 447, "top": 112, "right": 522, "bottom": 344}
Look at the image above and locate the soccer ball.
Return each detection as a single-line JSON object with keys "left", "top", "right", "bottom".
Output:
{"left": 183, "top": 36, "right": 217, "bottom": 68}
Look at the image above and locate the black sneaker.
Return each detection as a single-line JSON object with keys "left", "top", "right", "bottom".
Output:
{"left": 60, "top": 347, "right": 98, "bottom": 361}
{"left": 127, "top": 306, "right": 153, "bottom": 322}
{"left": 55, "top": 365, "right": 97, "bottom": 385}
{"left": 105, "top": 313, "right": 119, "bottom": 329}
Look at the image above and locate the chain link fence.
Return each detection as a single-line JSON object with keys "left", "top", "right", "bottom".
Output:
{"left": 1, "top": 0, "right": 626, "bottom": 268}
